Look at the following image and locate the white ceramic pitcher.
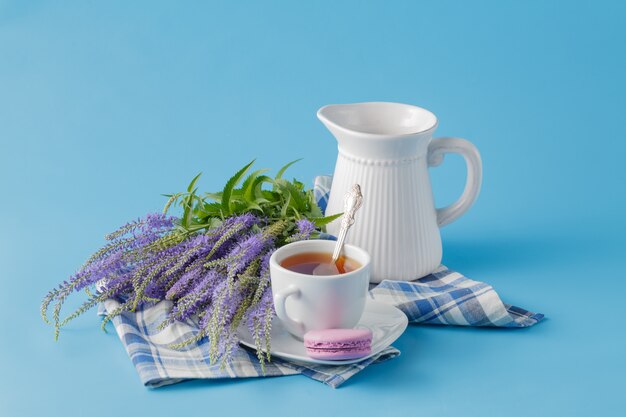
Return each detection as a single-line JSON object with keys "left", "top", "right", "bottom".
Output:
{"left": 318, "top": 102, "right": 482, "bottom": 283}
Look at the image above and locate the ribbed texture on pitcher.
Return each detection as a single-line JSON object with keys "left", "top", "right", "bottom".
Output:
{"left": 326, "top": 151, "right": 442, "bottom": 283}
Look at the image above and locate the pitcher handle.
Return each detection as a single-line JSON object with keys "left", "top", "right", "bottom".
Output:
{"left": 428, "top": 137, "right": 482, "bottom": 227}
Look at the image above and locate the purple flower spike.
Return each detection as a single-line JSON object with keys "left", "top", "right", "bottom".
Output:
{"left": 296, "top": 218, "right": 315, "bottom": 236}
{"left": 286, "top": 218, "right": 316, "bottom": 243}
{"left": 227, "top": 233, "right": 266, "bottom": 274}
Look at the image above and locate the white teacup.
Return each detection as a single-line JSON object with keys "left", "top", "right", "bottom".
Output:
{"left": 269, "top": 240, "right": 371, "bottom": 339}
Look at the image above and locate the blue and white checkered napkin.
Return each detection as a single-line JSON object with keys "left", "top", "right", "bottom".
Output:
{"left": 98, "top": 298, "right": 398, "bottom": 388}
{"left": 99, "top": 175, "right": 543, "bottom": 389}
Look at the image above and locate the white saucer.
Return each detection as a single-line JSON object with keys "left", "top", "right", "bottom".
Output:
{"left": 237, "top": 298, "right": 408, "bottom": 365}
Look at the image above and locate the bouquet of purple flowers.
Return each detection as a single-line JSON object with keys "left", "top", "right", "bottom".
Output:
{"left": 41, "top": 160, "right": 340, "bottom": 368}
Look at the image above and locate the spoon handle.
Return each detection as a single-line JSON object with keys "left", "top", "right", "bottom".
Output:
{"left": 332, "top": 184, "right": 363, "bottom": 262}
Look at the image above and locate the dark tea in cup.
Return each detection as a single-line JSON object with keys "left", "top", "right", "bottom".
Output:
{"left": 279, "top": 252, "right": 362, "bottom": 276}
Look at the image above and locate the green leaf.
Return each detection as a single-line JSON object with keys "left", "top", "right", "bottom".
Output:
{"left": 260, "top": 189, "right": 280, "bottom": 202}
{"left": 241, "top": 169, "right": 269, "bottom": 201}
{"left": 312, "top": 212, "right": 343, "bottom": 227}
{"left": 245, "top": 201, "right": 264, "bottom": 213}
{"left": 158, "top": 159, "right": 335, "bottom": 237}
{"left": 253, "top": 197, "right": 271, "bottom": 205}
{"left": 230, "top": 201, "right": 248, "bottom": 215}
{"left": 280, "top": 194, "right": 291, "bottom": 218}
{"left": 203, "top": 202, "right": 223, "bottom": 214}
{"left": 195, "top": 201, "right": 222, "bottom": 218}
{"left": 307, "top": 191, "right": 324, "bottom": 218}
{"left": 245, "top": 175, "right": 272, "bottom": 202}
{"left": 308, "top": 203, "right": 323, "bottom": 219}
{"left": 231, "top": 189, "right": 244, "bottom": 197}
{"left": 292, "top": 179, "right": 305, "bottom": 191}
{"left": 222, "top": 160, "right": 255, "bottom": 216}
{"left": 275, "top": 159, "right": 302, "bottom": 181}
{"left": 187, "top": 173, "right": 202, "bottom": 193}
{"left": 182, "top": 189, "right": 200, "bottom": 228}
{"left": 273, "top": 178, "right": 307, "bottom": 211}
{"left": 204, "top": 192, "right": 222, "bottom": 202}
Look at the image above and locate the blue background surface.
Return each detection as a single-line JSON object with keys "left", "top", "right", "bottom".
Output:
{"left": 1, "top": 1, "right": 625, "bottom": 416}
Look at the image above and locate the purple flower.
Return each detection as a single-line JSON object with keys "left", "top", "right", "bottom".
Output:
{"left": 104, "top": 213, "right": 175, "bottom": 242}
{"left": 286, "top": 218, "right": 316, "bottom": 243}
{"left": 245, "top": 286, "right": 274, "bottom": 330}
{"left": 226, "top": 233, "right": 266, "bottom": 274}
{"left": 43, "top": 207, "right": 290, "bottom": 367}
{"left": 170, "top": 271, "right": 220, "bottom": 321}
{"left": 142, "top": 213, "right": 175, "bottom": 233}
{"left": 165, "top": 265, "right": 205, "bottom": 300}
{"left": 296, "top": 218, "right": 315, "bottom": 236}
{"left": 221, "top": 213, "right": 260, "bottom": 231}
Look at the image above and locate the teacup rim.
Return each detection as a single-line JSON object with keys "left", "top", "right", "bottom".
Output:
{"left": 270, "top": 239, "right": 371, "bottom": 280}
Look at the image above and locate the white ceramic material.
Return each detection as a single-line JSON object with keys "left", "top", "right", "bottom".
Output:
{"left": 238, "top": 298, "right": 408, "bottom": 365}
{"left": 269, "top": 240, "right": 371, "bottom": 339}
{"left": 318, "top": 102, "right": 482, "bottom": 282}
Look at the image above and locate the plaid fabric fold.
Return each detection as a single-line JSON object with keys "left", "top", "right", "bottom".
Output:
{"left": 98, "top": 175, "right": 542, "bottom": 389}
{"left": 370, "top": 266, "right": 543, "bottom": 327}
{"left": 98, "top": 299, "right": 399, "bottom": 388}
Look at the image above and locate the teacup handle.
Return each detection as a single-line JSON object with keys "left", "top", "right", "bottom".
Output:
{"left": 428, "top": 137, "right": 482, "bottom": 227}
{"left": 273, "top": 285, "right": 306, "bottom": 336}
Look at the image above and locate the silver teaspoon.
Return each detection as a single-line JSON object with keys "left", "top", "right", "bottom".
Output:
{"left": 313, "top": 184, "right": 363, "bottom": 275}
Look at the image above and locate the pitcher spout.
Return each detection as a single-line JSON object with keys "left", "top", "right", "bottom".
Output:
{"left": 317, "top": 102, "right": 438, "bottom": 160}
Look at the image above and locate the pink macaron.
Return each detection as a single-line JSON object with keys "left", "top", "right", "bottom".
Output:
{"left": 303, "top": 328, "right": 373, "bottom": 360}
